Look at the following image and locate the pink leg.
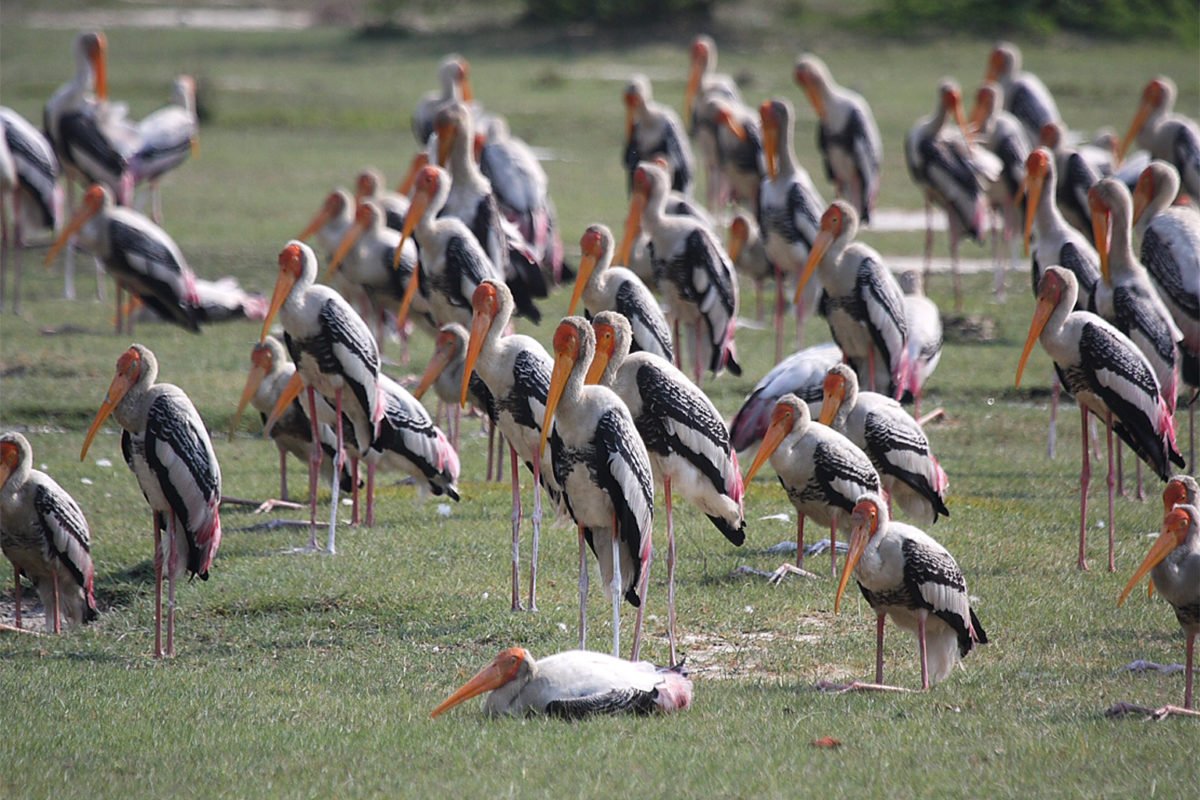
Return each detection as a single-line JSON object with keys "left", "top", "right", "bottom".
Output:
{"left": 167, "top": 514, "right": 177, "bottom": 657}
{"left": 1078, "top": 407, "right": 1090, "bottom": 571}
{"left": 350, "top": 456, "right": 360, "bottom": 526}
{"left": 114, "top": 283, "right": 124, "bottom": 335}
{"left": 508, "top": 445, "right": 523, "bottom": 611}
{"left": 1048, "top": 369, "right": 1060, "bottom": 458}
{"left": 577, "top": 526, "right": 589, "bottom": 650}
{"left": 153, "top": 513, "right": 164, "bottom": 658}
{"left": 950, "top": 227, "right": 963, "bottom": 314}
{"left": 918, "top": 612, "right": 929, "bottom": 690}
{"left": 485, "top": 420, "right": 495, "bottom": 482}
{"left": 365, "top": 460, "right": 376, "bottom": 527}
{"left": 306, "top": 388, "right": 322, "bottom": 551}
{"left": 796, "top": 514, "right": 806, "bottom": 570}
{"left": 52, "top": 572, "right": 61, "bottom": 634}
{"left": 327, "top": 389, "right": 344, "bottom": 554}
{"left": 0, "top": 191, "right": 9, "bottom": 311}
{"left": 1185, "top": 631, "right": 1195, "bottom": 710}
{"left": 665, "top": 476, "right": 677, "bottom": 665}
{"left": 923, "top": 198, "right": 934, "bottom": 277}
{"left": 829, "top": 520, "right": 838, "bottom": 578}
{"left": 528, "top": 456, "right": 542, "bottom": 612}
{"left": 9, "top": 201, "right": 22, "bottom": 315}
{"left": 1116, "top": 438, "right": 1125, "bottom": 498}
{"left": 12, "top": 565, "right": 21, "bottom": 629}
{"left": 875, "top": 612, "right": 886, "bottom": 684}
{"left": 1105, "top": 412, "right": 1116, "bottom": 573}
{"left": 795, "top": 290, "right": 807, "bottom": 351}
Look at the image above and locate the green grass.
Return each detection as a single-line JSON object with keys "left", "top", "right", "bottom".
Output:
{"left": 1, "top": 16, "right": 1198, "bottom": 800}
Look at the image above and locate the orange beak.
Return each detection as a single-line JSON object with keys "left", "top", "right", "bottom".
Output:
{"left": 616, "top": 190, "right": 646, "bottom": 268}
{"left": 717, "top": 108, "right": 748, "bottom": 142}
{"left": 1117, "top": 509, "right": 1189, "bottom": 606}
{"left": 435, "top": 121, "right": 456, "bottom": 168}
{"left": 834, "top": 504, "right": 874, "bottom": 613}
{"left": 45, "top": 191, "right": 101, "bottom": 266}
{"left": 460, "top": 304, "right": 493, "bottom": 408}
{"left": 92, "top": 34, "right": 108, "bottom": 101}
{"left": 430, "top": 653, "right": 518, "bottom": 718}
{"left": 298, "top": 196, "right": 337, "bottom": 242}
{"left": 81, "top": 367, "right": 133, "bottom": 461}
{"left": 1015, "top": 293, "right": 1055, "bottom": 388}
{"left": 397, "top": 153, "right": 428, "bottom": 195}
{"left": 743, "top": 406, "right": 791, "bottom": 485}
{"left": 327, "top": 210, "right": 369, "bottom": 280}
{"left": 230, "top": 361, "right": 269, "bottom": 441}
{"left": 584, "top": 338, "right": 612, "bottom": 386}
{"left": 795, "top": 228, "right": 832, "bottom": 307}
{"left": 263, "top": 371, "right": 305, "bottom": 437}
{"left": 1089, "top": 195, "right": 1111, "bottom": 283}
{"left": 261, "top": 262, "right": 298, "bottom": 343}
{"left": 727, "top": 224, "right": 746, "bottom": 266}
{"left": 537, "top": 344, "right": 576, "bottom": 460}
{"left": 761, "top": 107, "right": 779, "bottom": 180}
{"left": 1131, "top": 171, "right": 1154, "bottom": 228}
{"left": 1023, "top": 163, "right": 1046, "bottom": 258}
{"left": 394, "top": 184, "right": 429, "bottom": 269}
{"left": 801, "top": 81, "right": 825, "bottom": 120}
{"left": 817, "top": 375, "right": 845, "bottom": 426}
{"left": 1117, "top": 98, "right": 1153, "bottom": 164}
{"left": 414, "top": 339, "right": 454, "bottom": 401}
{"left": 567, "top": 249, "right": 598, "bottom": 316}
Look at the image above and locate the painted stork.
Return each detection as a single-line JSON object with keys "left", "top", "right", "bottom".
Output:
{"left": 260, "top": 241, "right": 383, "bottom": 553}
{"left": 684, "top": 35, "right": 742, "bottom": 210}
{"left": 1132, "top": 160, "right": 1200, "bottom": 431}
{"left": 1023, "top": 147, "right": 1101, "bottom": 308}
{"left": 0, "top": 432, "right": 98, "bottom": 632}
{"left": 1115, "top": 502, "right": 1200, "bottom": 718}
{"left": 229, "top": 336, "right": 353, "bottom": 509}
{"left": 413, "top": 322, "right": 496, "bottom": 455}
{"left": 44, "top": 184, "right": 201, "bottom": 333}
{"left": 354, "top": 166, "right": 412, "bottom": 233}
{"left": 539, "top": 317, "right": 655, "bottom": 659}
{"left": 727, "top": 211, "right": 774, "bottom": 323}
{"left": 477, "top": 115, "right": 565, "bottom": 283}
{"left": 131, "top": 75, "right": 198, "bottom": 224}
{"left": 0, "top": 107, "right": 61, "bottom": 314}
{"left": 587, "top": 311, "right": 745, "bottom": 663}
{"left": 430, "top": 647, "right": 692, "bottom": 719}
{"left": 818, "top": 363, "right": 949, "bottom": 526}
{"left": 625, "top": 177, "right": 716, "bottom": 289}
{"left": 905, "top": 79, "right": 999, "bottom": 311}
{"left": 412, "top": 54, "right": 475, "bottom": 146}
{"left": 984, "top": 41, "right": 1061, "bottom": 148}
{"left": 81, "top": 344, "right": 220, "bottom": 658}
{"left": 759, "top": 97, "right": 827, "bottom": 359}
{"left": 968, "top": 82, "right": 1029, "bottom": 298}
{"left": 618, "top": 161, "right": 741, "bottom": 384}
{"left": 1015, "top": 266, "right": 1184, "bottom": 571}
{"left": 1038, "top": 121, "right": 1102, "bottom": 237}
{"left": 394, "top": 164, "right": 507, "bottom": 331}
{"left": 433, "top": 101, "right": 546, "bottom": 320}
{"left": 898, "top": 270, "right": 943, "bottom": 416}
{"left": 728, "top": 341, "right": 842, "bottom": 453}
{"left": 1118, "top": 77, "right": 1200, "bottom": 202}
{"left": 695, "top": 95, "right": 763, "bottom": 213}
{"left": 461, "top": 280, "right": 558, "bottom": 611}
{"left": 797, "top": 200, "right": 910, "bottom": 399}
{"left": 298, "top": 188, "right": 355, "bottom": 262}
{"left": 567, "top": 223, "right": 672, "bottom": 363}
{"left": 833, "top": 493, "right": 987, "bottom": 690}
{"left": 743, "top": 394, "right": 880, "bottom": 581}
{"left": 793, "top": 54, "right": 883, "bottom": 224}
{"left": 623, "top": 75, "right": 694, "bottom": 196}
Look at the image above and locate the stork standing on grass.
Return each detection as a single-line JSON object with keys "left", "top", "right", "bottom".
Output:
{"left": 0, "top": 106, "right": 61, "bottom": 314}
{"left": 1117, "top": 77, "right": 1200, "bottom": 202}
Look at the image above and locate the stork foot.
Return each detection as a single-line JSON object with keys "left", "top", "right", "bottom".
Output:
{"left": 768, "top": 563, "right": 821, "bottom": 585}
{"left": 1105, "top": 702, "right": 1200, "bottom": 720}
{"left": 253, "top": 498, "right": 305, "bottom": 514}
{"left": 816, "top": 680, "right": 914, "bottom": 694}
{"left": 1121, "top": 660, "right": 1185, "bottom": 674}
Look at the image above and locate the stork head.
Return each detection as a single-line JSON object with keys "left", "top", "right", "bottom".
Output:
{"left": 568, "top": 224, "right": 613, "bottom": 316}
{"left": 684, "top": 36, "right": 714, "bottom": 122}
{"left": 297, "top": 190, "right": 350, "bottom": 242}
{"left": 0, "top": 432, "right": 30, "bottom": 492}
{"left": 461, "top": 281, "right": 506, "bottom": 407}
{"left": 415, "top": 324, "right": 466, "bottom": 401}
{"left": 430, "top": 647, "right": 532, "bottom": 718}
{"left": 1118, "top": 505, "right": 1196, "bottom": 607}
{"left": 836, "top": 493, "right": 888, "bottom": 613}
{"left": 231, "top": 339, "right": 283, "bottom": 440}
{"left": 743, "top": 395, "right": 809, "bottom": 485}
{"left": 1015, "top": 267, "right": 1073, "bottom": 388}
{"left": 793, "top": 55, "right": 828, "bottom": 118}
{"left": 985, "top": 42, "right": 1016, "bottom": 82}
{"left": 585, "top": 311, "right": 630, "bottom": 387}
{"left": 817, "top": 363, "right": 856, "bottom": 427}
{"left": 82, "top": 344, "right": 155, "bottom": 460}
{"left": 539, "top": 318, "right": 594, "bottom": 459}
{"left": 1118, "top": 77, "right": 1173, "bottom": 163}
{"left": 45, "top": 185, "right": 110, "bottom": 267}
{"left": 796, "top": 201, "right": 855, "bottom": 306}
{"left": 1022, "top": 148, "right": 1053, "bottom": 256}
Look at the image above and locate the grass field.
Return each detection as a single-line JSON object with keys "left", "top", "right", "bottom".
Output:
{"left": 1, "top": 11, "right": 1198, "bottom": 800}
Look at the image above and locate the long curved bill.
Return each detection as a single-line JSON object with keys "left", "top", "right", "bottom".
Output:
{"left": 436, "top": 124, "right": 455, "bottom": 168}
{"left": 297, "top": 199, "right": 334, "bottom": 242}
{"left": 1131, "top": 172, "right": 1153, "bottom": 229}
{"left": 394, "top": 262, "right": 420, "bottom": 332}
{"left": 394, "top": 188, "right": 428, "bottom": 269}
{"left": 1117, "top": 517, "right": 1183, "bottom": 606}
{"left": 1117, "top": 101, "right": 1152, "bottom": 164}
{"left": 261, "top": 268, "right": 297, "bottom": 343}
{"left": 801, "top": 83, "right": 825, "bottom": 119}
{"left": 584, "top": 346, "right": 611, "bottom": 386}
{"left": 624, "top": 105, "right": 636, "bottom": 144}
{"left": 1015, "top": 296, "right": 1054, "bottom": 388}
{"left": 719, "top": 111, "right": 747, "bottom": 142}
{"left": 761, "top": 116, "right": 778, "bottom": 180}
{"left": 743, "top": 413, "right": 789, "bottom": 485}
{"left": 414, "top": 344, "right": 453, "bottom": 401}
{"left": 616, "top": 192, "right": 646, "bottom": 268}
{"left": 538, "top": 350, "right": 575, "bottom": 460}
{"left": 567, "top": 251, "right": 598, "bottom": 316}
{"left": 327, "top": 217, "right": 367, "bottom": 280}
{"left": 44, "top": 203, "right": 96, "bottom": 266}
{"left": 263, "top": 371, "right": 305, "bottom": 437}
{"left": 817, "top": 379, "right": 845, "bottom": 427}
{"left": 92, "top": 35, "right": 108, "bottom": 101}
{"left": 430, "top": 658, "right": 508, "bottom": 718}
{"left": 81, "top": 370, "right": 133, "bottom": 460}
{"left": 794, "top": 229, "right": 831, "bottom": 306}
{"left": 230, "top": 363, "right": 268, "bottom": 441}
{"left": 397, "top": 153, "right": 428, "bottom": 195}
{"left": 834, "top": 517, "right": 871, "bottom": 613}
{"left": 727, "top": 226, "right": 746, "bottom": 266}
{"left": 1090, "top": 204, "right": 1110, "bottom": 281}
{"left": 459, "top": 309, "right": 491, "bottom": 408}
{"left": 952, "top": 97, "right": 971, "bottom": 144}
{"left": 1023, "top": 169, "right": 1045, "bottom": 257}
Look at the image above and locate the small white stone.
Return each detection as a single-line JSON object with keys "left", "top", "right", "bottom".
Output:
{"left": 481, "top": 591, "right": 489, "bottom": 600}
{"left": 437, "top": 503, "right": 451, "bottom": 517}
{"left": 759, "top": 513, "right": 790, "bottom": 522}
{"left": 557, "top": 623, "right": 568, "bottom": 632}
{"left": 80, "top": 478, "right": 94, "bottom": 485}
{"left": 95, "top": 458, "right": 113, "bottom": 468}
{"left": 744, "top": 605, "right": 754, "bottom": 614}
{"left": 342, "top": 498, "right": 353, "bottom": 506}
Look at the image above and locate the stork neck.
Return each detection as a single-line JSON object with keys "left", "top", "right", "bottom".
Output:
{"left": 1106, "top": 199, "right": 1137, "bottom": 277}
{"left": 113, "top": 367, "right": 159, "bottom": 433}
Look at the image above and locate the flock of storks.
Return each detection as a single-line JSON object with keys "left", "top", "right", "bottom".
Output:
{"left": 0, "top": 31, "right": 1197, "bottom": 721}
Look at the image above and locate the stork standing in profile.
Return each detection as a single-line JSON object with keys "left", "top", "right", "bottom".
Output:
{"left": 622, "top": 75, "right": 694, "bottom": 196}
{"left": 412, "top": 322, "right": 496, "bottom": 455}
{"left": 984, "top": 41, "right": 1061, "bottom": 148}
{"left": 587, "top": 311, "right": 745, "bottom": 663}
{"left": 81, "top": 344, "right": 221, "bottom": 658}
{"left": 1038, "top": 121, "right": 1102, "bottom": 238}
{"left": 898, "top": 271, "right": 943, "bottom": 417}
{"left": 539, "top": 317, "right": 655, "bottom": 659}
{"left": 832, "top": 493, "right": 987, "bottom": 691}
{"left": 260, "top": 241, "right": 383, "bottom": 554}
{"left": 131, "top": 75, "right": 199, "bottom": 224}
{"left": 0, "top": 106, "right": 61, "bottom": 314}
{"left": 0, "top": 432, "right": 98, "bottom": 633}
{"left": 743, "top": 394, "right": 880, "bottom": 581}
{"left": 430, "top": 647, "right": 692, "bottom": 719}
{"left": 684, "top": 35, "right": 741, "bottom": 210}
{"left": 1117, "top": 76, "right": 1199, "bottom": 202}
{"left": 968, "top": 82, "right": 1029, "bottom": 299}
{"left": 412, "top": 54, "right": 475, "bottom": 147}
{"left": 1016, "top": 266, "right": 1184, "bottom": 571}
{"left": 793, "top": 54, "right": 882, "bottom": 224}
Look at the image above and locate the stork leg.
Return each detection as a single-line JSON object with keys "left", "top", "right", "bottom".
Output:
{"left": 611, "top": 515, "right": 623, "bottom": 660}
{"left": 1048, "top": 368, "right": 1060, "bottom": 459}
{"left": 576, "top": 525, "right": 590, "bottom": 650}
{"left": 1078, "top": 407, "right": 1090, "bottom": 571}
{"left": 305, "top": 388, "right": 322, "bottom": 552}
{"left": 166, "top": 513, "right": 177, "bottom": 658}
{"left": 508, "top": 445, "right": 523, "bottom": 612}
{"left": 484, "top": 420, "right": 496, "bottom": 482}
{"left": 326, "top": 389, "right": 344, "bottom": 555}
{"left": 829, "top": 520, "right": 838, "bottom": 578}
{"left": 51, "top": 572, "right": 61, "bottom": 634}
{"left": 773, "top": 265, "right": 785, "bottom": 364}
{"left": 1105, "top": 411, "right": 1116, "bottom": 573}
{"left": 528, "top": 457, "right": 542, "bottom": 612}
{"left": 665, "top": 476, "right": 678, "bottom": 666}
{"left": 12, "top": 565, "right": 21, "bottom": 629}
{"left": 153, "top": 512, "right": 163, "bottom": 658}
{"left": 9, "top": 197, "right": 22, "bottom": 315}
{"left": 114, "top": 284, "right": 124, "bottom": 335}
{"left": 278, "top": 446, "right": 289, "bottom": 502}
{"left": 1186, "top": 630, "right": 1195, "bottom": 710}
{"left": 1115, "top": 440, "right": 1125, "bottom": 498}
{"left": 918, "top": 611, "right": 929, "bottom": 690}
{"left": 350, "top": 456, "right": 360, "bottom": 526}
{"left": 365, "top": 460, "right": 376, "bottom": 527}
{"left": 875, "top": 612, "right": 886, "bottom": 684}
{"left": 922, "top": 198, "right": 934, "bottom": 280}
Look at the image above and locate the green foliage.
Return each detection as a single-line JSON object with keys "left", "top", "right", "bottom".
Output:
{"left": 524, "top": 0, "right": 716, "bottom": 24}
{"left": 867, "top": 0, "right": 1198, "bottom": 41}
